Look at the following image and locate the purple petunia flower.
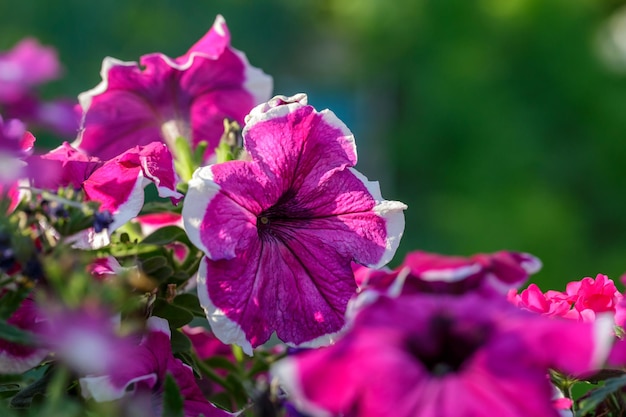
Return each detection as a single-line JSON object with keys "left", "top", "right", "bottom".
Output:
{"left": 273, "top": 293, "right": 612, "bottom": 417}
{"left": 80, "top": 316, "right": 231, "bottom": 417}
{"left": 75, "top": 15, "right": 272, "bottom": 162}
{"left": 0, "top": 38, "right": 61, "bottom": 104}
{"left": 31, "top": 141, "right": 182, "bottom": 248}
{"left": 183, "top": 94, "right": 407, "bottom": 354}
{"left": 357, "top": 250, "right": 542, "bottom": 297}
{"left": 38, "top": 304, "right": 137, "bottom": 376}
{"left": 0, "top": 39, "right": 79, "bottom": 137}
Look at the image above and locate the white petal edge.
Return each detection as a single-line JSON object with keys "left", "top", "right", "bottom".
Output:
{"left": 108, "top": 170, "right": 150, "bottom": 233}
{"left": 0, "top": 349, "right": 48, "bottom": 375}
{"left": 80, "top": 374, "right": 158, "bottom": 402}
{"left": 196, "top": 256, "right": 254, "bottom": 356}
{"left": 271, "top": 358, "right": 333, "bottom": 417}
{"left": 73, "top": 57, "right": 138, "bottom": 148}
{"left": 420, "top": 263, "right": 482, "bottom": 283}
{"left": 348, "top": 167, "right": 407, "bottom": 269}
{"left": 591, "top": 313, "right": 615, "bottom": 369}
{"left": 182, "top": 166, "right": 221, "bottom": 257}
{"left": 139, "top": 150, "right": 184, "bottom": 201}
{"left": 243, "top": 93, "right": 308, "bottom": 132}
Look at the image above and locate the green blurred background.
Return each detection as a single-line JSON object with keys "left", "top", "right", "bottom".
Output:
{"left": 2, "top": 0, "right": 626, "bottom": 290}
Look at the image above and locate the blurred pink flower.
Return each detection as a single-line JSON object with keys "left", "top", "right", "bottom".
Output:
{"left": 356, "top": 250, "right": 541, "bottom": 297}
{"left": 0, "top": 296, "right": 48, "bottom": 374}
{"left": 75, "top": 15, "right": 272, "bottom": 162}
{"left": 39, "top": 304, "right": 136, "bottom": 375}
{"left": 80, "top": 316, "right": 230, "bottom": 417}
{"left": 273, "top": 293, "right": 612, "bottom": 417}
{"left": 0, "top": 38, "right": 61, "bottom": 104}
{"left": 183, "top": 94, "right": 406, "bottom": 354}
{"left": 0, "top": 38, "right": 79, "bottom": 137}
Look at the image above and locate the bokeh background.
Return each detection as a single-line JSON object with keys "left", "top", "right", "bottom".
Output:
{"left": 2, "top": 0, "right": 626, "bottom": 290}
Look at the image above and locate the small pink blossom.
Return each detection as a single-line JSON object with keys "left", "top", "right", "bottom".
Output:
{"left": 0, "top": 38, "right": 61, "bottom": 104}
{"left": 183, "top": 94, "right": 407, "bottom": 354}
{"left": 75, "top": 15, "right": 272, "bottom": 162}
{"left": 273, "top": 293, "right": 612, "bottom": 417}
{"left": 511, "top": 274, "right": 622, "bottom": 323}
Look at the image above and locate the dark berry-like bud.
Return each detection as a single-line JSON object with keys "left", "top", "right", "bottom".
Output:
{"left": 93, "top": 210, "right": 114, "bottom": 233}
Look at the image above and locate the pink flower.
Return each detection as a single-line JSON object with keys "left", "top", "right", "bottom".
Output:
{"left": 38, "top": 304, "right": 137, "bottom": 375}
{"left": 511, "top": 274, "right": 622, "bottom": 322}
{"left": 0, "top": 296, "right": 48, "bottom": 374}
{"left": 273, "top": 293, "right": 612, "bottom": 417}
{"left": 357, "top": 250, "right": 541, "bottom": 297}
{"left": 183, "top": 94, "right": 407, "bottom": 354}
{"left": 80, "top": 317, "right": 230, "bottom": 417}
{"left": 0, "top": 39, "right": 78, "bottom": 136}
{"left": 134, "top": 213, "right": 187, "bottom": 260}
{"left": 566, "top": 274, "right": 621, "bottom": 317}
{"left": 508, "top": 284, "right": 579, "bottom": 320}
{"left": 75, "top": 15, "right": 272, "bottom": 162}
{"left": 0, "top": 116, "right": 35, "bottom": 184}
{"left": 31, "top": 141, "right": 182, "bottom": 247}
{"left": 0, "top": 38, "right": 61, "bottom": 104}
{"left": 182, "top": 325, "right": 231, "bottom": 361}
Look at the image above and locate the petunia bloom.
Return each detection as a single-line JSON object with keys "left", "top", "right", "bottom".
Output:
{"left": 75, "top": 15, "right": 272, "bottom": 162}
{"left": 31, "top": 141, "right": 182, "bottom": 247}
{"left": 183, "top": 94, "right": 407, "bottom": 354}
{"left": 356, "top": 250, "right": 541, "bottom": 297}
{"left": 38, "top": 304, "right": 137, "bottom": 375}
{"left": 0, "top": 38, "right": 61, "bottom": 104}
{"left": 273, "top": 293, "right": 612, "bottom": 417}
{"left": 0, "top": 38, "right": 79, "bottom": 137}
{"left": 80, "top": 316, "right": 231, "bottom": 417}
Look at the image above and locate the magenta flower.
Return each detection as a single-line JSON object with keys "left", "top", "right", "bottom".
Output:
{"left": 0, "top": 116, "right": 35, "bottom": 185}
{"left": 38, "top": 304, "right": 137, "bottom": 375}
{"left": 80, "top": 316, "right": 230, "bottom": 417}
{"left": 273, "top": 293, "right": 612, "bottom": 417}
{"left": 183, "top": 94, "right": 407, "bottom": 354}
{"left": 0, "top": 296, "right": 48, "bottom": 374}
{"left": 510, "top": 274, "right": 622, "bottom": 322}
{"left": 357, "top": 250, "right": 541, "bottom": 297}
{"left": 0, "top": 38, "right": 61, "bottom": 104}
{"left": 32, "top": 141, "right": 182, "bottom": 247}
{"left": 75, "top": 15, "right": 272, "bottom": 162}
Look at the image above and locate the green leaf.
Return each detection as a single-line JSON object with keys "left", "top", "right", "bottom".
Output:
{"left": 170, "top": 328, "right": 192, "bottom": 353}
{"left": 141, "top": 226, "right": 191, "bottom": 247}
{"left": 153, "top": 300, "right": 194, "bottom": 328}
{"left": 576, "top": 374, "right": 626, "bottom": 416}
{"left": 204, "top": 356, "right": 240, "bottom": 374}
{"left": 162, "top": 374, "right": 184, "bottom": 417}
{"left": 0, "top": 319, "right": 34, "bottom": 345}
{"left": 173, "top": 293, "right": 205, "bottom": 317}
{"left": 140, "top": 256, "right": 168, "bottom": 274}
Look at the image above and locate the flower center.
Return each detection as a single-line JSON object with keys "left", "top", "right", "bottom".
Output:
{"left": 405, "top": 313, "right": 491, "bottom": 376}
{"left": 255, "top": 188, "right": 311, "bottom": 241}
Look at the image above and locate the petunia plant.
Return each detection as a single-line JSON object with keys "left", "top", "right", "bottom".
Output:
{"left": 3, "top": 13, "right": 626, "bottom": 417}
